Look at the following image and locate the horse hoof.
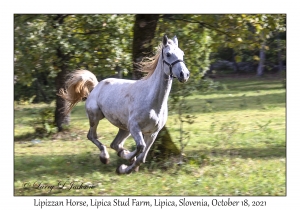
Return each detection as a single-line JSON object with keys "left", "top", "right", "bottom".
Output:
{"left": 99, "top": 156, "right": 109, "bottom": 164}
{"left": 116, "top": 164, "right": 128, "bottom": 175}
{"left": 117, "top": 149, "right": 125, "bottom": 157}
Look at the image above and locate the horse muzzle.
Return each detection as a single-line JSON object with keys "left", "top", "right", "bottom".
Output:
{"left": 178, "top": 69, "right": 190, "bottom": 83}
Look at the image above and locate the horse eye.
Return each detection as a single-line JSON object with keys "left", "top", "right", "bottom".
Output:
{"left": 166, "top": 52, "right": 171, "bottom": 57}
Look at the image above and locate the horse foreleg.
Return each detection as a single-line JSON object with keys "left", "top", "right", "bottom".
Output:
{"left": 110, "top": 129, "right": 136, "bottom": 160}
{"left": 116, "top": 133, "right": 158, "bottom": 174}
{"left": 128, "top": 123, "right": 146, "bottom": 159}
{"left": 141, "top": 133, "right": 158, "bottom": 163}
{"left": 119, "top": 149, "right": 137, "bottom": 162}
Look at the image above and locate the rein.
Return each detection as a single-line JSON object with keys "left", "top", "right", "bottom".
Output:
{"left": 162, "top": 48, "right": 185, "bottom": 79}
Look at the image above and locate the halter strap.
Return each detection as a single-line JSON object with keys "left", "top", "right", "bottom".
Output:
{"left": 162, "top": 48, "right": 184, "bottom": 78}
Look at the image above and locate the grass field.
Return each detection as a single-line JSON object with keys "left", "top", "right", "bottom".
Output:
{"left": 14, "top": 75, "right": 286, "bottom": 196}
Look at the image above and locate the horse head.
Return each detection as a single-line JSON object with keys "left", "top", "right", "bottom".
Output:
{"left": 162, "top": 34, "right": 190, "bottom": 83}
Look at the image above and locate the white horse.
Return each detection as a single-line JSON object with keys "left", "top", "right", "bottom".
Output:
{"left": 58, "top": 35, "right": 190, "bottom": 174}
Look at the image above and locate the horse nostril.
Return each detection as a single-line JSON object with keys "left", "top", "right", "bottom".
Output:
{"left": 180, "top": 71, "right": 184, "bottom": 78}
{"left": 187, "top": 73, "right": 190, "bottom": 77}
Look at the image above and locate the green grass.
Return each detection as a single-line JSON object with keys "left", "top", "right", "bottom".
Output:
{"left": 14, "top": 76, "right": 286, "bottom": 196}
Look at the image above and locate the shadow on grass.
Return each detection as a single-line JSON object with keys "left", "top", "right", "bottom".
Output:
{"left": 14, "top": 133, "right": 35, "bottom": 142}
{"left": 14, "top": 152, "right": 121, "bottom": 181}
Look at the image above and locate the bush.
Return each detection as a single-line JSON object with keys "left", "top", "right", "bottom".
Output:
{"left": 31, "top": 107, "right": 57, "bottom": 136}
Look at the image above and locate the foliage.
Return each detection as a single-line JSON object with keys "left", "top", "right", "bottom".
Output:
{"left": 30, "top": 107, "right": 57, "bottom": 136}
{"left": 160, "top": 14, "right": 286, "bottom": 75}
{"left": 14, "top": 14, "right": 286, "bottom": 103}
{"left": 14, "top": 14, "right": 134, "bottom": 102}
{"left": 156, "top": 19, "right": 213, "bottom": 77}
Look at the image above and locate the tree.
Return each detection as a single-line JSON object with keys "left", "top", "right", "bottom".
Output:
{"left": 14, "top": 14, "right": 134, "bottom": 130}
{"left": 132, "top": 14, "right": 160, "bottom": 79}
{"left": 160, "top": 14, "right": 286, "bottom": 75}
{"left": 257, "top": 40, "right": 266, "bottom": 77}
{"left": 52, "top": 15, "right": 71, "bottom": 131}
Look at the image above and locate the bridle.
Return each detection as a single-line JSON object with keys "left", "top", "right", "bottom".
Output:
{"left": 162, "top": 48, "right": 185, "bottom": 79}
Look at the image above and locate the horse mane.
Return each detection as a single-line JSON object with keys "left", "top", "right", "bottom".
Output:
{"left": 136, "top": 43, "right": 163, "bottom": 80}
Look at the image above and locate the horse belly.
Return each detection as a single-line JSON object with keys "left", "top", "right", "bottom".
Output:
{"left": 101, "top": 108, "right": 129, "bottom": 131}
{"left": 108, "top": 118, "right": 128, "bottom": 130}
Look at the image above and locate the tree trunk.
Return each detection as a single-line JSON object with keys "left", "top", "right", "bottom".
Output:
{"left": 147, "top": 126, "right": 180, "bottom": 161}
{"left": 132, "top": 14, "right": 160, "bottom": 79}
{"left": 232, "top": 50, "right": 240, "bottom": 73}
{"left": 116, "top": 65, "right": 123, "bottom": 78}
{"left": 257, "top": 42, "right": 266, "bottom": 77}
{"left": 35, "top": 79, "right": 48, "bottom": 103}
{"left": 54, "top": 47, "right": 70, "bottom": 131}
{"left": 52, "top": 15, "right": 71, "bottom": 132}
{"left": 233, "top": 60, "right": 240, "bottom": 73}
{"left": 277, "top": 33, "right": 284, "bottom": 73}
{"left": 54, "top": 68, "right": 70, "bottom": 132}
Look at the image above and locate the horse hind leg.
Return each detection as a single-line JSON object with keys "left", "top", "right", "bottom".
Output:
{"left": 86, "top": 108, "right": 110, "bottom": 164}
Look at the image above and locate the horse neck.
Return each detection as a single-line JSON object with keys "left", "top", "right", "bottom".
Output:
{"left": 146, "top": 54, "right": 173, "bottom": 111}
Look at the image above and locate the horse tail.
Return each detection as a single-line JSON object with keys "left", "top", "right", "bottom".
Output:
{"left": 58, "top": 70, "right": 99, "bottom": 115}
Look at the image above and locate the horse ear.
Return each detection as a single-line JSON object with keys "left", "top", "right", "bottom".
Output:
{"left": 163, "top": 34, "right": 168, "bottom": 46}
{"left": 172, "top": 35, "right": 178, "bottom": 47}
